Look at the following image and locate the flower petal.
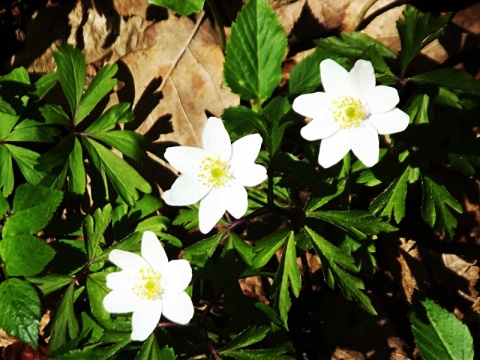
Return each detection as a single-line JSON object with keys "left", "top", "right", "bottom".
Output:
{"left": 162, "top": 292, "right": 194, "bottom": 325}
{"left": 292, "top": 92, "right": 332, "bottom": 119}
{"left": 198, "top": 188, "right": 226, "bottom": 234}
{"left": 141, "top": 231, "right": 168, "bottom": 274}
{"left": 368, "top": 108, "right": 410, "bottom": 135}
{"left": 164, "top": 259, "right": 192, "bottom": 294}
{"left": 106, "top": 270, "right": 136, "bottom": 291}
{"left": 351, "top": 123, "right": 380, "bottom": 167}
{"left": 231, "top": 134, "right": 262, "bottom": 164}
{"left": 318, "top": 130, "right": 352, "bottom": 168}
{"left": 231, "top": 163, "right": 267, "bottom": 187}
{"left": 320, "top": 59, "right": 349, "bottom": 96}
{"left": 224, "top": 182, "right": 248, "bottom": 219}
{"left": 103, "top": 289, "right": 136, "bottom": 314}
{"left": 162, "top": 175, "right": 210, "bottom": 206}
{"left": 202, "top": 117, "right": 231, "bottom": 160}
{"left": 300, "top": 116, "right": 340, "bottom": 141}
{"left": 366, "top": 86, "right": 399, "bottom": 113}
{"left": 109, "top": 249, "right": 147, "bottom": 271}
{"left": 348, "top": 60, "right": 375, "bottom": 98}
{"left": 131, "top": 299, "right": 163, "bottom": 341}
{"left": 164, "top": 146, "right": 206, "bottom": 175}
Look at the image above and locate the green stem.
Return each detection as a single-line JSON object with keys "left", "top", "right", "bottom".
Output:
{"left": 350, "top": 0, "right": 379, "bottom": 32}
{"left": 205, "top": 0, "right": 226, "bottom": 51}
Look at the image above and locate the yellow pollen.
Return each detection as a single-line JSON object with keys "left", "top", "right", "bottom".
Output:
{"left": 198, "top": 156, "right": 231, "bottom": 188}
{"left": 132, "top": 267, "right": 163, "bottom": 300}
{"left": 331, "top": 96, "right": 368, "bottom": 129}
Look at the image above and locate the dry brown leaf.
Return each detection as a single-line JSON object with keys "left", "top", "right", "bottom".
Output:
{"left": 239, "top": 276, "right": 270, "bottom": 304}
{"left": 331, "top": 348, "right": 365, "bottom": 360}
{"left": 396, "top": 238, "right": 429, "bottom": 302}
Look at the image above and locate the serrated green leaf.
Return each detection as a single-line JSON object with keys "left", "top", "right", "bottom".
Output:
{"left": 231, "top": 233, "right": 254, "bottom": 266}
{"left": 224, "top": 0, "right": 286, "bottom": 101}
{"left": 6, "top": 120, "right": 59, "bottom": 143}
{"left": 172, "top": 207, "right": 199, "bottom": 230}
{"left": 222, "top": 105, "right": 267, "bottom": 142}
{"left": 134, "top": 216, "right": 170, "bottom": 235}
{"left": 84, "top": 204, "right": 112, "bottom": 260}
{"left": 47, "top": 283, "right": 81, "bottom": 351}
{"left": 31, "top": 71, "right": 59, "bottom": 100}
{"left": 221, "top": 348, "right": 293, "bottom": 360}
{"left": 411, "top": 297, "right": 474, "bottom": 360}
{"left": 85, "top": 102, "right": 133, "bottom": 132}
{"left": 262, "top": 96, "right": 292, "bottom": 155}
{"left": 0, "top": 278, "right": 41, "bottom": 348}
{"left": 148, "top": 0, "right": 204, "bottom": 15}
{"left": 2, "top": 234, "right": 55, "bottom": 276}
{"left": 82, "top": 138, "right": 151, "bottom": 205}
{"left": 0, "top": 195, "right": 8, "bottom": 217}
{"left": 27, "top": 274, "right": 73, "bottom": 296}
{"left": 2, "top": 184, "right": 63, "bottom": 236}
{"left": 39, "top": 103, "right": 72, "bottom": 127}
{"left": 89, "top": 130, "right": 146, "bottom": 163}
{"left": 0, "top": 112, "right": 20, "bottom": 140}
{"left": 271, "top": 232, "right": 301, "bottom": 328}
{"left": 6, "top": 144, "right": 45, "bottom": 184}
{"left": 289, "top": 48, "right": 333, "bottom": 94}
{"left": 252, "top": 228, "right": 289, "bottom": 268}
{"left": 76, "top": 64, "right": 118, "bottom": 125}
{"left": 183, "top": 231, "right": 224, "bottom": 265}
{"left": 53, "top": 44, "right": 86, "bottom": 118}
{"left": 307, "top": 210, "right": 397, "bottom": 239}
{"left": 223, "top": 326, "right": 270, "bottom": 351}
{"left": 86, "top": 272, "right": 115, "bottom": 329}
{"left": 68, "top": 136, "right": 86, "bottom": 195}
{"left": 421, "top": 174, "right": 462, "bottom": 240}
{"left": 410, "top": 68, "right": 480, "bottom": 96}
{"left": 397, "top": 6, "right": 449, "bottom": 74}
{"left": 0, "top": 66, "right": 30, "bottom": 84}
{"left": 0, "top": 145, "right": 14, "bottom": 196}
{"left": 135, "top": 332, "right": 176, "bottom": 360}
{"left": 369, "top": 166, "right": 410, "bottom": 223}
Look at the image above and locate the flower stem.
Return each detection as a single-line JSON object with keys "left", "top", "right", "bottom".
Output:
{"left": 350, "top": 0, "right": 379, "bottom": 32}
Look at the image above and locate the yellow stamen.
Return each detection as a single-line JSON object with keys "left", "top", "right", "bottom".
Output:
{"left": 331, "top": 96, "right": 368, "bottom": 129}
{"left": 198, "top": 156, "right": 231, "bottom": 188}
{"left": 133, "top": 268, "right": 163, "bottom": 300}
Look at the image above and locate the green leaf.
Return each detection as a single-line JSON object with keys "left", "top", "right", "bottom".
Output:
{"left": 135, "top": 332, "right": 176, "bottom": 360}
{"left": 27, "top": 275, "right": 73, "bottom": 296}
{"left": 68, "top": 137, "right": 86, "bottom": 195}
{"left": 223, "top": 326, "right": 270, "bottom": 351}
{"left": 32, "top": 71, "right": 59, "bottom": 100}
{"left": 53, "top": 44, "right": 86, "bottom": 118}
{"left": 409, "top": 68, "right": 480, "bottom": 96}
{"left": 410, "top": 297, "right": 474, "bottom": 360}
{"left": 231, "top": 233, "right": 254, "bottom": 266}
{"left": 0, "top": 195, "right": 8, "bottom": 217}
{"left": 222, "top": 105, "right": 267, "bottom": 142}
{"left": 183, "top": 231, "right": 224, "bottom": 265}
{"left": 47, "top": 283, "right": 81, "bottom": 351}
{"left": 262, "top": 96, "right": 292, "bottom": 156}
{"left": 82, "top": 138, "right": 151, "bottom": 205}
{"left": 224, "top": 0, "right": 287, "bottom": 101}
{"left": 86, "top": 272, "right": 117, "bottom": 329}
{"left": 76, "top": 64, "right": 118, "bottom": 125}
{"left": 0, "top": 145, "right": 14, "bottom": 196}
{"left": 2, "top": 184, "right": 63, "bottom": 236}
{"left": 83, "top": 204, "right": 112, "bottom": 260}
{"left": 305, "top": 226, "right": 376, "bottom": 315}
{"left": 307, "top": 210, "right": 397, "bottom": 239}
{"left": 2, "top": 234, "right": 55, "bottom": 276}
{"left": 0, "top": 66, "right": 30, "bottom": 84}
{"left": 252, "top": 228, "right": 289, "bottom": 268}
{"left": 0, "top": 112, "right": 20, "bottom": 140}
{"left": 421, "top": 174, "right": 462, "bottom": 240}
{"left": 89, "top": 130, "right": 146, "bottom": 163}
{"left": 221, "top": 348, "right": 293, "bottom": 360}
{"left": 85, "top": 102, "right": 133, "bottom": 132}
{"left": 39, "top": 103, "right": 72, "bottom": 127}
{"left": 369, "top": 166, "right": 410, "bottom": 223}
{"left": 6, "top": 144, "right": 45, "bottom": 185}
{"left": 397, "top": 6, "right": 449, "bottom": 74}
{"left": 0, "top": 279, "right": 41, "bottom": 348}
{"left": 271, "top": 232, "right": 301, "bottom": 328}
{"left": 6, "top": 120, "right": 59, "bottom": 143}
{"left": 172, "top": 207, "right": 199, "bottom": 230}
{"left": 148, "top": 0, "right": 204, "bottom": 15}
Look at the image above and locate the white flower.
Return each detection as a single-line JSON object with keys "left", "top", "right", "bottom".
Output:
{"left": 162, "top": 117, "right": 267, "bottom": 234}
{"left": 293, "top": 59, "right": 410, "bottom": 168}
{"left": 103, "top": 231, "right": 194, "bottom": 341}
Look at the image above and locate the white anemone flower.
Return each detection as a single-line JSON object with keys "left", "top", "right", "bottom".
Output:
{"left": 293, "top": 59, "right": 410, "bottom": 168}
{"left": 103, "top": 231, "right": 194, "bottom": 341}
{"left": 162, "top": 117, "right": 267, "bottom": 234}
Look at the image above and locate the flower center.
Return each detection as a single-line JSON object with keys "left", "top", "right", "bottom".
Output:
{"left": 133, "top": 267, "right": 163, "bottom": 300}
{"left": 198, "top": 156, "right": 231, "bottom": 188}
{"left": 331, "top": 96, "right": 368, "bottom": 129}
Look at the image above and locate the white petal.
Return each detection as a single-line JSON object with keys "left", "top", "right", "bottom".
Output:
{"left": 224, "top": 182, "right": 248, "bottom": 219}
{"left": 106, "top": 270, "right": 136, "bottom": 291}
{"left": 351, "top": 124, "right": 380, "bottom": 167}
{"left": 141, "top": 231, "right": 168, "bottom": 274}
{"left": 164, "top": 146, "right": 206, "bottom": 175}
{"left": 366, "top": 86, "right": 399, "bottom": 113}
{"left": 162, "top": 292, "right": 194, "bottom": 325}
{"left": 198, "top": 188, "right": 226, "bottom": 234}
{"left": 348, "top": 60, "right": 375, "bottom": 98}
{"left": 231, "top": 134, "right": 262, "bottom": 164}
{"left": 292, "top": 92, "right": 332, "bottom": 119}
{"left": 300, "top": 117, "right": 340, "bottom": 141}
{"left": 202, "top": 117, "right": 231, "bottom": 160}
{"left": 109, "top": 249, "right": 147, "bottom": 271}
{"left": 103, "top": 290, "right": 136, "bottom": 314}
{"left": 131, "top": 299, "right": 163, "bottom": 341}
{"left": 164, "top": 259, "right": 192, "bottom": 294}
{"left": 162, "top": 175, "right": 210, "bottom": 206}
{"left": 368, "top": 108, "right": 410, "bottom": 135}
{"left": 231, "top": 163, "right": 267, "bottom": 187}
{"left": 318, "top": 130, "right": 352, "bottom": 168}
{"left": 320, "top": 59, "right": 349, "bottom": 96}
